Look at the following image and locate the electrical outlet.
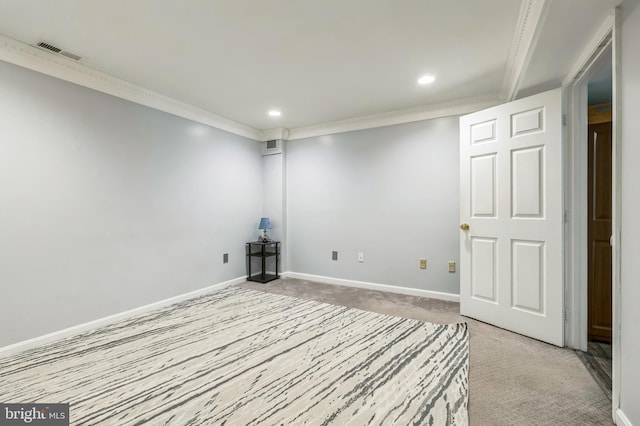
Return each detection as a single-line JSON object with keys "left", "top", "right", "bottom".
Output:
{"left": 420, "top": 258, "right": 427, "bottom": 269}
{"left": 223, "top": 253, "right": 229, "bottom": 264}
{"left": 358, "top": 252, "right": 364, "bottom": 263}
{"left": 448, "top": 261, "right": 456, "bottom": 272}
{"left": 332, "top": 251, "right": 338, "bottom": 261}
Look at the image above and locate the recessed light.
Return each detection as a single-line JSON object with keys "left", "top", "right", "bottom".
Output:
{"left": 417, "top": 75, "right": 436, "bottom": 85}
{"left": 268, "top": 110, "right": 281, "bottom": 117}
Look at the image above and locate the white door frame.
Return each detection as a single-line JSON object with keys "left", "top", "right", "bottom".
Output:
{"left": 564, "top": 38, "right": 612, "bottom": 351}
{"left": 562, "top": 9, "right": 620, "bottom": 420}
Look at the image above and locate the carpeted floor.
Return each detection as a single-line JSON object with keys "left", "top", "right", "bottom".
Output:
{"left": 239, "top": 278, "right": 614, "bottom": 426}
{"left": 0, "top": 286, "right": 469, "bottom": 425}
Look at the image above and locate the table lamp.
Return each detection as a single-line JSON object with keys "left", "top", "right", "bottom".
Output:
{"left": 258, "top": 217, "right": 272, "bottom": 242}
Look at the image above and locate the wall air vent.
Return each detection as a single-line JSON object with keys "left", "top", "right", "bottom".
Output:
{"left": 262, "top": 139, "right": 283, "bottom": 156}
{"left": 35, "top": 41, "right": 82, "bottom": 61}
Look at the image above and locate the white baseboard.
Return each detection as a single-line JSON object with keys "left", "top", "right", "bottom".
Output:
{"left": 616, "top": 409, "right": 634, "bottom": 426}
{"left": 286, "top": 272, "right": 460, "bottom": 302}
{"left": 0, "top": 276, "right": 247, "bottom": 359}
{"left": 1, "top": 272, "right": 458, "bottom": 358}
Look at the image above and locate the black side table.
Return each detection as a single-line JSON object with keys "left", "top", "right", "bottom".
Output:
{"left": 246, "top": 241, "right": 280, "bottom": 283}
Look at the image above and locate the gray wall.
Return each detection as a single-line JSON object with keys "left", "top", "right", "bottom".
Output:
{"left": 286, "top": 117, "right": 460, "bottom": 295}
{"left": 620, "top": 1, "right": 640, "bottom": 423}
{"left": 0, "top": 60, "right": 262, "bottom": 347}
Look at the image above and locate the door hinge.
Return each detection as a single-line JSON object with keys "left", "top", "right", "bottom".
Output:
{"left": 562, "top": 114, "right": 567, "bottom": 126}
{"left": 563, "top": 210, "right": 568, "bottom": 224}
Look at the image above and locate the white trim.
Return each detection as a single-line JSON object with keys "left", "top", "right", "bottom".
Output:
{"left": 0, "top": 276, "right": 247, "bottom": 359}
{"left": 0, "top": 34, "right": 262, "bottom": 141}
{"left": 562, "top": 14, "right": 615, "bottom": 87}
{"left": 563, "top": 36, "right": 613, "bottom": 350}
{"left": 563, "top": 79, "right": 590, "bottom": 351}
{"left": 261, "top": 128, "right": 290, "bottom": 141}
{"left": 286, "top": 95, "right": 500, "bottom": 140}
{"left": 286, "top": 272, "right": 460, "bottom": 303}
{"left": 0, "top": 33, "right": 502, "bottom": 143}
{"left": 563, "top": 8, "right": 620, "bottom": 421}
{"left": 563, "top": 12, "right": 614, "bottom": 351}
{"left": 500, "top": 0, "right": 552, "bottom": 101}
{"left": 611, "top": 7, "right": 622, "bottom": 420}
{"left": 616, "top": 409, "right": 634, "bottom": 426}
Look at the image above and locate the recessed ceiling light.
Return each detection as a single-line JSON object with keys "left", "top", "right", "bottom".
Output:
{"left": 417, "top": 75, "right": 436, "bottom": 85}
{"left": 268, "top": 110, "right": 281, "bottom": 117}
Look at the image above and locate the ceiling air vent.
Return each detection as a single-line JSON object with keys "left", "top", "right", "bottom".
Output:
{"left": 59, "top": 51, "right": 82, "bottom": 61}
{"left": 36, "top": 41, "right": 61, "bottom": 53}
{"left": 35, "top": 41, "right": 82, "bottom": 61}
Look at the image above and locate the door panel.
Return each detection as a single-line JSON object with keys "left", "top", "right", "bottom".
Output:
{"left": 511, "top": 240, "right": 545, "bottom": 314}
{"left": 460, "top": 88, "right": 563, "bottom": 346}
{"left": 511, "top": 107, "right": 544, "bottom": 136}
{"left": 471, "top": 155, "right": 497, "bottom": 217}
{"left": 471, "top": 119, "right": 497, "bottom": 143}
{"left": 511, "top": 147, "right": 544, "bottom": 217}
{"left": 471, "top": 237, "right": 497, "bottom": 302}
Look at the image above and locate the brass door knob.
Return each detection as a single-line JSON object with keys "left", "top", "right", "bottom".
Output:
{"left": 460, "top": 223, "right": 470, "bottom": 231}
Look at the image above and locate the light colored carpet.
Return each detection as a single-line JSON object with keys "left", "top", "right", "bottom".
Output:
{"left": 0, "top": 286, "right": 469, "bottom": 425}
{"left": 240, "top": 278, "right": 614, "bottom": 426}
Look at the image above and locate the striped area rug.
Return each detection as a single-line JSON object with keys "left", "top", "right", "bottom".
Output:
{"left": 0, "top": 286, "right": 469, "bottom": 425}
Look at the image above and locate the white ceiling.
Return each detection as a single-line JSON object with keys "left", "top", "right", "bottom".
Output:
{"left": 0, "top": 0, "right": 620, "bottom": 134}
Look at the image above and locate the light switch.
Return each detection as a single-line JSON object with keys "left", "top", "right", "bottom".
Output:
{"left": 358, "top": 252, "right": 364, "bottom": 262}
{"left": 448, "top": 261, "right": 456, "bottom": 272}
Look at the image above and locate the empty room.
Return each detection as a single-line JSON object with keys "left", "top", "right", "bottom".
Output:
{"left": 1, "top": 1, "right": 639, "bottom": 425}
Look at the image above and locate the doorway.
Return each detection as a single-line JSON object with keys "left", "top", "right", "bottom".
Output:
{"left": 564, "top": 13, "right": 621, "bottom": 420}
{"left": 576, "top": 48, "right": 613, "bottom": 401}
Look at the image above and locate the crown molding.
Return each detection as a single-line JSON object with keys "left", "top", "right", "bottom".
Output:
{"left": 260, "top": 128, "right": 290, "bottom": 141}
{"left": 500, "top": 0, "right": 551, "bottom": 101}
{"left": 0, "top": 34, "right": 262, "bottom": 141}
{"left": 286, "top": 94, "right": 501, "bottom": 141}
{"left": 0, "top": 33, "right": 503, "bottom": 143}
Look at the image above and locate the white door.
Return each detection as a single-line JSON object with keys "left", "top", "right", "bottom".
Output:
{"left": 459, "top": 88, "right": 563, "bottom": 346}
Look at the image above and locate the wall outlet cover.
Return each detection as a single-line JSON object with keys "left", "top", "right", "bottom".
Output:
{"left": 332, "top": 251, "right": 338, "bottom": 261}
{"left": 420, "top": 258, "right": 427, "bottom": 269}
{"left": 358, "top": 252, "right": 364, "bottom": 262}
{"left": 448, "top": 261, "right": 456, "bottom": 272}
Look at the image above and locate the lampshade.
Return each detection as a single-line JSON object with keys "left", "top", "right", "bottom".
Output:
{"left": 258, "top": 217, "right": 272, "bottom": 230}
